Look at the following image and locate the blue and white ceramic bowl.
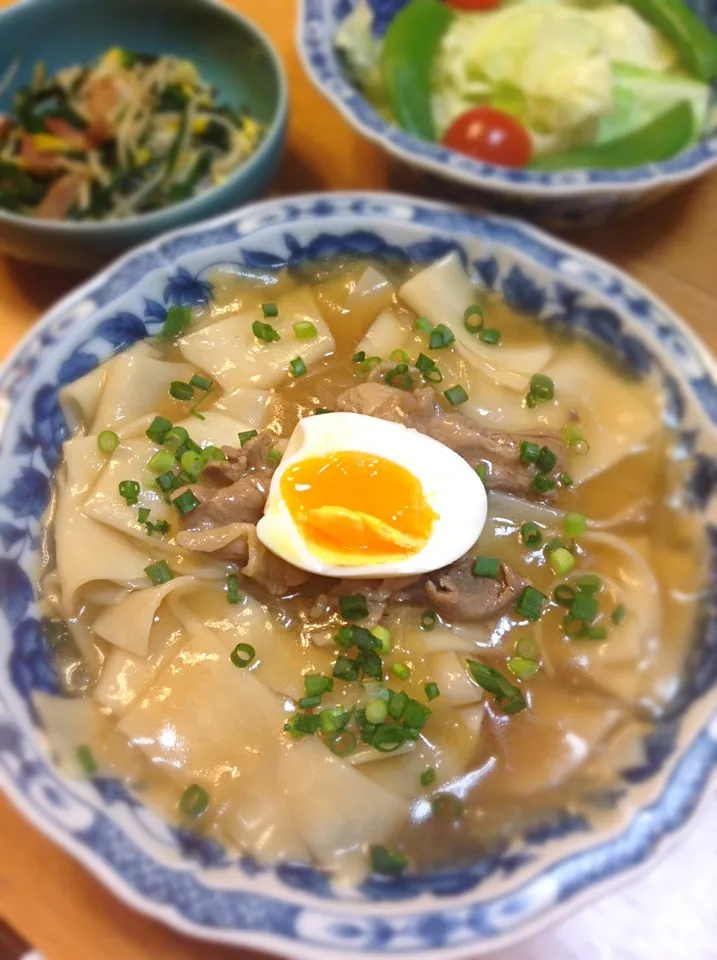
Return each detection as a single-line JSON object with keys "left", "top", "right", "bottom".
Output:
{"left": 297, "top": 0, "right": 717, "bottom": 227}
{"left": 1, "top": 193, "right": 716, "bottom": 958}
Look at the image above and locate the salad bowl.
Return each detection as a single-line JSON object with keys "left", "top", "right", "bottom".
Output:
{"left": 297, "top": 0, "right": 717, "bottom": 227}
{"left": 1, "top": 192, "right": 717, "bottom": 958}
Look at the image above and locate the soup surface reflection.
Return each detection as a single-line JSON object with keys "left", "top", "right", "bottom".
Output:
{"left": 38, "top": 253, "right": 707, "bottom": 880}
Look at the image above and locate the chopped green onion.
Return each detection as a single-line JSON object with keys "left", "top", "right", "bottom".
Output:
{"left": 314, "top": 407, "right": 332, "bottom": 415}
{"left": 416, "top": 352, "right": 442, "bottom": 383}
{"left": 357, "top": 647, "right": 383, "bottom": 681}
{"left": 563, "top": 422, "right": 583, "bottom": 444}
{"left": 372, "top": 724, "right": 405, "bottom": 752}
{"left": 520, "top": 521, "right": 542, "bottom": 548}
{"left": 161, "top": 305, "right": 191, "bottom": 338}
{"left": 189, "top": 373, "right": 211, "bottom": 393}
{"left": 576, "top": 574, "right": 602, "bottom": 595}
{"left": 475, "top": 463, "right": 488, "bottom": 482}
{"left": 561, "top": 473, "right": 574, "bottom": 488}
{"left": 148, "top": 450, "right": 175, "bottom": 474}
{"left": 227, "top": 573, "right": 242, "bottom": 604}
{"left": 137, "top": 507, "right": 150, "bottom": 524}
{"left": 612, "top": 603, "right": 627, "bottom": 625}
{"left": 432, "top": 793, "right": 464, "bottom": 820}
{"left": 480, "top": 328, "right": 501, "bottom": 345}
{"left": 329, "top": 730, "right": 357, "bottom": 756}
{"left": 290, "top": 356, "right": 307, "bottom": 378}
{"left": 570, "top": 591, "right": 598, "bottom": 623}
{"left": 118, "top": 480, "right": 140, "bottom": 505}
{"left": 370, "top": 845, "right": 408, "bottom": 876}
{"left": 333, "top": 655, "right": 360, "bottom": 682}
{"left": 545, "top": 538, "right": 565, "bottom": 554}
{"left": 165, "top": 426, "right": 189, "bottom": 449}
{"left": 420, "top": 768, "right": 436, "bottom": 787}
{"left": 371, "top": 625, "right": 392, "bottom": 654}
{"left": 464, "top": 304, "right": 484, "bottom": 334}
{"left": 352, "top": 350, "right": 366, "bottom": 363}
{"left": 146, "top": 416, "right": 172, "bottom": 444}
{"left": 293, "top": 320, "right": 317, "bottom": 340}
{"left": 390, "top": 349, "right": 409, "bottom": 364}
{"left": 519, "top": 441, "right": 540, "bottom": 464}
{"left": 466, "top": 660, "right": 527, "bottom": 714}
{"left": 570, "top": 438, "right": 590, "bottom": 456}
{"left": 366, "top": 699, "right": 388, "bottom": 724}
{"left": 388, "top": 690, "right": 409, "bottom": 720}
{"left": 424, "top": 682, "right": 440, "bottom": 701}
{"left": 145, "top": 560, "right": 174, "bottom": 585}
{"left": 536, "top": 446, "right": 557, "bottom": 473}
{"left": 429, "top": 323, "right": 455, "bottom": 350}
{"left": 230, "top": 643, "right": 255, "bottom": 668}
{"left": 238, "top": 429, "right": 258, "bottom": 446}
{"left": 170, "top": 380, "right": 195, "bottom": 401}
{"left": 392, "top": 662, "right": 411, "bottom": 681}
{"left": 384, "top": 363, "right": 413, "bottom": 391}
{"left": 172, "top": 489, "right": 200, "bottom": 516}
{"left": 584, "top": 626, "right": 608, "bottom": 640}
{"left": 339, "top": 594, "right": 368, "bottom": 621}
{"left": 401, "top": 699, "right": 431, "bottom": 730}
{"left": 201, "top": 445, "right": 226, "bottom": 462}
{"left": 320, "top": 706, "right": 352, "bottom": 734}
{"left": 180, "top": 450, "right": 204, "bottom": 481}
{"left": 335, "top": 626, "right": 354, "bottom": 649}
{"left": 473, "top": 556, "right": 500, "bottom": 579}
{"left": 516, "top": 637, "right": 540, "bottom": 659}
{"left": 305, "top": 674, "right": 333, "bottom": 697}
{"left": 179, "top": 783, "right": 209, "bottom": 818}
{"left": 414, "top": 316, "right": 433, "bottom": 332}
{"left": 262, "top": 302, "right": 278, "bottom": 318}
{"left": 532, "top": 473, "right": 556, "bottom": 494}
{"left": 554, "top": 584, "right": 576, "bottom": 607}
{"left": 267, "top": 448, "right": 282, "bottom": 464}
{"left": 298, "top": 694, "right": 322, "bottom": 709}
{"left": 252, "top": 320, "right": 280, "bottom": 343}
{"left": 507, "top": 657, "right": 539, "bottom": 680}
{"left": 420, "top": 610, "right": 437, "bottom": 631}
{"left": 549, "top": 547, "right": 575, "bottom": 577}
{"left": 97, "top": 430, "right": 119, "bottom": 455}
{"left": 284, "top": 713, "right": 321, "bottom": 737}
{"left": 444, "top": 384, "right": 468, "bottom": 407}
{"left": 356, "top": 355, "right": 381, "bottom": 376}
{"left": 156, "top": 470, "right": 178, "bottom": 493}
{"left": 564, "top": 512, "right": 587, "bottom": 538}
{"left": 529, "top": 374, "right": 554, "bottom": 403}
{"left": 76, "top": 745, "right": 97, "bottom": 776}
{"left": 515, "top": 586, "right": 547, "bottom": 621}
{"left": 525, "top": 392, "right": 538, "bottom": 409}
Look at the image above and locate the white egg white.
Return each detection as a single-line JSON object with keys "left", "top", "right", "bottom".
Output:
{"left": 256, "top": 412, "right": 487, "bottom": 578}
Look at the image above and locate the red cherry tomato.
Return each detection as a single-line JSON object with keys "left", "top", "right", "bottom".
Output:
{"left": 441, "top": 107, "right": 532, "bottom": 168}
{"left": 446, "top": 0, "right": 503, "bottom": 9}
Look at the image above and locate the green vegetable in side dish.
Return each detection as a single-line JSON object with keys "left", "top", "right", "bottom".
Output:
{"left": 530, "top": 101, "right": 694, "bottom": 171}
{"left": 0, "top": 48, "right": 264, "bottom": 220}
{"left": 623, "top": 0, "right": 717, "bottom": 80}
{"left": 380, "top": 0, "right": 454, "bottom": 140}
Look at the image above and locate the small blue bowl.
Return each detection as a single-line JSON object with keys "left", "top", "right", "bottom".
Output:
{"left": 0, "top": 0, "right": 288, "bottom": 269}
{"left": 298, "top": 0, "right": 717, "bottom": 227}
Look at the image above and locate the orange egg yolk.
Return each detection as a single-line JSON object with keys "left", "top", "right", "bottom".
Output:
{"left": 280, "top": 451, "right": 437, "bottom": 563}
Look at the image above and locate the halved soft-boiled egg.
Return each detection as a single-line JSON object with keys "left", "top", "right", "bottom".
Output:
{"left": 256, "top": 412, "right": 487, "bottom": 578}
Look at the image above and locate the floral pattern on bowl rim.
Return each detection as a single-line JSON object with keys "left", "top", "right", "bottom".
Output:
{"left": 0, "top": 192, "right": 716, "bottom": 958}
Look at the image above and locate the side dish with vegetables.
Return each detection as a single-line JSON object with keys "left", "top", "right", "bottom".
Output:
{"left": 337, "top": 0, "right": 717, "bottom": 169}
{"left": 0, "top": 49, "right": 263, "bottom": 220}
{"left": 36, "top": 253, "right": 707, "bottom": 880}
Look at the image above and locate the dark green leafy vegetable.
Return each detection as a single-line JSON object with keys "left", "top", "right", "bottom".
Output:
{"left": 466, "top": 660, "right": 527, "bottom": 714}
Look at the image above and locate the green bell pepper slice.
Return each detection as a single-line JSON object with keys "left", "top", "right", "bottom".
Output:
{"left": 530, "top": 101, "right": 695, "bottom": 171}
{"left": 380, "top": 0, "right": 454, "bottom": 141}
{"left": 623, "top": 0, "right": 717, "bottom": 82}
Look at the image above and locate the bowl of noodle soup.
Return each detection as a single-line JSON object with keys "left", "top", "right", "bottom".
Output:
{"left": 0, "top": 192, "right": 716, "bottom": 958}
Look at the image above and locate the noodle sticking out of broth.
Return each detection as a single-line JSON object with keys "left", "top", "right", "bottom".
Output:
{"left": 36, "top": 252, "right": 707, "bottom": 880}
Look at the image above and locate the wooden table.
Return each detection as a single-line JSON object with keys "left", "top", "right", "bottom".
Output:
{"left": 1, "top": 1, "right": 716, "bottom": 957}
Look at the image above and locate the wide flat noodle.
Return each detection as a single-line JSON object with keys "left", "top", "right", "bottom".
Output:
{"left": 544, "top": 347, "right": 660, "bottom": 483}
{"left": 91, "top": 341, "right": 195, "bottom": 432}
{"left": 400, "top": 253, "right": 553, "bottom": 391}
{"left": 59, "top": 364, "right": 107, "bottom": 434}
{"left": 355, "top": 308, "right": 408, "bottom": 358}
{"left": 92, "top": 576, "right": 197, "bottom": 656}
{"left": 347, "top": 265, "right": 395, "bottom": 311}
{"left": 212, "top": 386, "right": 272, "bottom": 428}
{"left": 171, "top": 410, "right": 251, "bottom": 449}
{"left": 179, "top": 287, "right": 335, "bottom": 390}
{"left": 279, "top": 736, "right": 405, "bottom": 869}
{"left": 55, "top": 436, "right": 153, "bottom": 613}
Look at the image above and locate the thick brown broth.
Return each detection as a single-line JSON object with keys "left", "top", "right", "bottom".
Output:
{"left": 39, "top": 256, "right": 707, "bottom": 875}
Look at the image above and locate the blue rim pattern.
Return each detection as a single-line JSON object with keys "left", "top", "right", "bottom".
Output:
{"left": 0, "top": 194, "right": 716, "bottom": 955}
{"left": 297, "top": 0, "right": 717, "bottom": 197}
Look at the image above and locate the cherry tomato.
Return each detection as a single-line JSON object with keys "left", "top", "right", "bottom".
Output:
{"left": 441, "top": 107, "right": 532, "bottom": 168}
{"left": 445, "top": 0, "right": 503, "bottom": 9}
